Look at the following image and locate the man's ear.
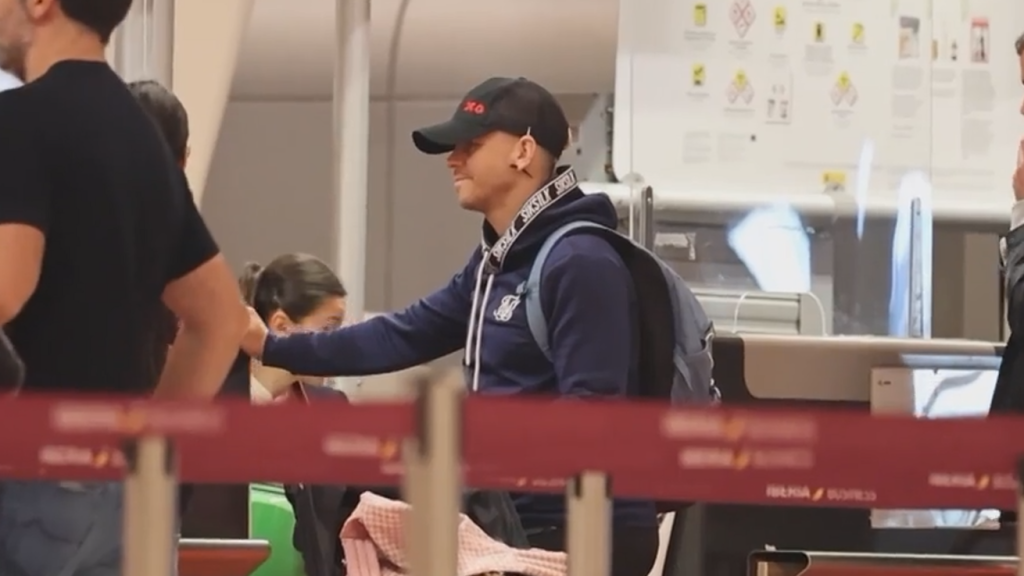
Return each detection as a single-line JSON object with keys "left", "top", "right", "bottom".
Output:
{"left": 514, "top": 136, "right": 538, "bottom": 172}
{"left": 23, "top": 0, "right": 57, "bottom": 20}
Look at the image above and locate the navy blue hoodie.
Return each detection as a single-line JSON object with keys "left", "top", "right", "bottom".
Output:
{"left": 262, "top": 167, "right": 655, "bottom": 528}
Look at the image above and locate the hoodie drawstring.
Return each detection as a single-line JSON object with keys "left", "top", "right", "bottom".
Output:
{"left": 471, "top": 275, "right": 495, "bottom": 392}
{"left": 463, "top": 254, "right": 495, "bottom": 392}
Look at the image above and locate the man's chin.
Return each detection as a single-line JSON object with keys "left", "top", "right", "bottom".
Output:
{"left": 456, "top": 190, "right": 482, "bottom": 212}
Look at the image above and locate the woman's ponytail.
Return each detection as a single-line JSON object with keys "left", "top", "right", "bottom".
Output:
{"left": 238, "top": 262, "right": 264, "bottom": 306}
{"left": 239, "top": 261, "right": 284, "bottom": 321}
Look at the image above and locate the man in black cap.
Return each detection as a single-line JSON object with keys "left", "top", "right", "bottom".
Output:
{"left": 243, "top": 77, "right": 659, "bottom": 576}
{"left": 411, "top": 76, "right": 572, "bottom": 217}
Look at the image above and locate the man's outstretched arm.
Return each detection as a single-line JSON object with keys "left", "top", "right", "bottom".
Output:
{"left": 242, "top": 259, "right": 478, "bottom": 376}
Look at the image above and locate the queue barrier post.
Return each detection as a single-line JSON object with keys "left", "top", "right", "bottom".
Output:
{"left": 404, "top": 372, "right": 463, "bottom": 576}
{"left": 567, "top": 471, "right": 612, "bottom": 576}
{"left": 123, "top": 436, "right": 177, "bottom": 576}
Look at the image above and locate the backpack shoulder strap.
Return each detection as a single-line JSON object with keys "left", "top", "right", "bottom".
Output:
{"left": 520, "top": 221, "right": 616, "bottom": 360}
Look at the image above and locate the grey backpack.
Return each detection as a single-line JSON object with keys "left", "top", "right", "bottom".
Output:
{"left": 519, "top": 221, "right": 719, "bottom": 404}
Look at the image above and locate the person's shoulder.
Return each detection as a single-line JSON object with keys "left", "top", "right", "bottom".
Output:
{"left": 546, "top": 229, "right": 626, "bottom": 269}
{"left": 0, "top": 85, "right": 41, "bottom": 126}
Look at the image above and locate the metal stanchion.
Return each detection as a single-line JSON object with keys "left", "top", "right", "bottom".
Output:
{"left": 907, "top": 195, "right": 927, "bottom": 338}
{"left": 123, "top": 436, "right": 177, "bottom": 576}
{"left": 404, "top": 372, "right": 463, "bottom": 575}
{"left": 637, "top": 185, "right": 656, "bottom": 251}
{"left": 566, "top": 471, "right": 612, "bottom": 576}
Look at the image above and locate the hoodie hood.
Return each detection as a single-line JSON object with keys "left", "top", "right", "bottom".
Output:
{"left": 478, "top": 167, "right": 619, "bottom": 273}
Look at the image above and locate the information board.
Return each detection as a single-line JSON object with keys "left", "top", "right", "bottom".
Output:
{"left": 614, "top": 0, "right": 1024, "bottom": 216}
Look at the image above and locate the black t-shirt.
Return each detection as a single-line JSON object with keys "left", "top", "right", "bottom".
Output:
{"left": 0, "top": 60, "right": 219, "bottom": 394}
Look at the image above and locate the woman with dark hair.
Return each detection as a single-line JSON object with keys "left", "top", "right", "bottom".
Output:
{"left": 240, "top": 253, "right": 348, "bottom": 401}
{"left": 237, "top": 253, "right": 354, "bottom": 576}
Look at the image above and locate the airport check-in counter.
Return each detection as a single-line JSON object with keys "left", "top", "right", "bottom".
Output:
{"left": 657, "top": 334, "right": 1010, "bottom": 576}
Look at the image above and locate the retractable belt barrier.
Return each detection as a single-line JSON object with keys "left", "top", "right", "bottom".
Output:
{"left": 3, "top": 383, "right": 1024, "bottom": 576}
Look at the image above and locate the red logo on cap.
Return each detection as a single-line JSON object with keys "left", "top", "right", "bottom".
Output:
{"left": 462, "top": 100, "right": 486, "bottom": 115}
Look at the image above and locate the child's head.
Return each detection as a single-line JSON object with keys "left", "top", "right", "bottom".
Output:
{"left": 239, "top": 253, "right": 347, "bottom": 334}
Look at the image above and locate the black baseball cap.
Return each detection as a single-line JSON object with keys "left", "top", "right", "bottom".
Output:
{"left": 412, "top": 77, "right": 570, "bottom": 159}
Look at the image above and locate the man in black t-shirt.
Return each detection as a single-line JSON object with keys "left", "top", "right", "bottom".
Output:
{"left": 0, "top": 1, "right": 249, "bottom": 575}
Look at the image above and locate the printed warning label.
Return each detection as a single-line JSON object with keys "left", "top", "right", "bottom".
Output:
{"left": 830, "top": 71, "right": 857, "bottom": 106}
{"left": 814, "top": 21, "right": 825, "bottom": 42}
{"left": 692, "top": 63, "right": 705, "bottom": 87}
{"left": 822, "top": 170, "right": 847, "bottom": 193}
{"left": 852, "top": 22, "right": 865, "bottom": 45}
{"left": 726, "top": 69, "right": 754, "bottom": 105}
{"left": 693, "top": 3, "right": 707, "bottom": 27}
{"left": 729, "top": 0, "right": 756, "bottom": 38}
{"left": 773, "top": 6, "right": 786, "bottom": 34}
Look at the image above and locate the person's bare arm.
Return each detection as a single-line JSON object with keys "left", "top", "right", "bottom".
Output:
{"left": 0, "top": 92, "right": 49, "bottom": 325}
{"left": 158, "top": 255, "right": 248, "bottom": 399}
{"left": 0, "top": 224, "right": 45, "bottom": 324}
{"left": 155, "top": 172, "right": 247, "bottom": 400}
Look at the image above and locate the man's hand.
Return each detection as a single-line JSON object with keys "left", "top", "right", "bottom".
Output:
{"left": 241, "top": 307, "right": 269, "bottom": 358}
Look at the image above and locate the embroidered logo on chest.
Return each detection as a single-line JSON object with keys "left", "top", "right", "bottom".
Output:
{"left": 493, "top": 294, "right": 522, "bottom": 322}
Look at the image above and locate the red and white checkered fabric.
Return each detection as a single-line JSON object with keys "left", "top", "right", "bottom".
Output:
{"left": 340, "top": 491, "right": 567, "bottom": 576}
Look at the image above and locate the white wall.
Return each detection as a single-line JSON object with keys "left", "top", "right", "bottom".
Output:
{"left": 203, "top": 99, "right": 469, "bottom": 312}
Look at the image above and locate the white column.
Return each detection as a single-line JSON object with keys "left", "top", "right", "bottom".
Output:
{"left": 404, "top": 372, "right": 462, "bottom": 576}
{"left": 333, "top": 0, "right": 372, "bottom": 323}
{"left": 122, "top": 437, "right": 177, "bottom": 576}
{"left": 172, "top": 0, "right": 255, "bottom": 204}
{"left": 111, "top": 0, "right": 174, "bottom": 86}
{"left": 566, "top": 472, "right": 612, "bottom": 576}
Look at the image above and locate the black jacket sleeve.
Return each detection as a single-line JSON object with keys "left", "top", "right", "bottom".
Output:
{"left": 1002, "top": 225, "right": 1024, "bottom": 334}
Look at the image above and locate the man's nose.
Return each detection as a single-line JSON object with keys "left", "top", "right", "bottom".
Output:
{"left": 446, "top": 151, "right": 461, "bottom": 168}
